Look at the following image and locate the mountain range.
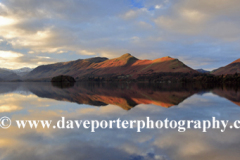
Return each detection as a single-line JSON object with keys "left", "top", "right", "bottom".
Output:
{"left": 0, "top": 54, "right": 240, "bottom": 81}
{"left": 0, "top": 67, "right": 33, "bottom": 81}
{"left": 24, "top": 53, "right": 196, "bottom": 81}
{"left": 12, "top": 67, "right": 33, "bottom": 77}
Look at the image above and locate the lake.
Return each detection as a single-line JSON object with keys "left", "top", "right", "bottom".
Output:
{"left": 0, "top": 82, "right": 240, "bottom": 160}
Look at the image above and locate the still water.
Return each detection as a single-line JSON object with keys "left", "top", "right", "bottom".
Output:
{"left": 0, "top": 82, "right": 240, "bottom": 160}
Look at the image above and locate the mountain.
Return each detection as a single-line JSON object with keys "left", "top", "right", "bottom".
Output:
{"left": 212, "top": 59, "right": 240, "bottom": 75}
{"left": 24, "top": 57, "right": 108, "bottom": 81}
{"left": 13, "top": 67, "right": 33, "bottom": 76}
{"left": 0, "top": 69, "right": 21, "bottom": 81}
{"left": 196, "top": 69, "right": 210, "bottom": 73}
{"left": 24, "top": 53, "right": 196, "bottom": 81}
{"left": 0, "top": 67, "right": 33, "bottom": 80}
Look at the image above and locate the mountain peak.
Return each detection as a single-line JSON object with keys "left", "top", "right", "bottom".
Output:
{"left": 230, "top": 58, "right": 240, "bottom": 64}
{"left": 123, "top": 53, "right": 132, "bottom": 56}
{"left": 162, "top": 56, "right": 174, "bottom": 59}
{"left": 153, "top": 56, "right": 175, "bottom": 62}
{"left": 117, "top": 53, "right": 138, "bottom": 61}
{"left": 120, "top": 53, "right": 133, "bottom": 58}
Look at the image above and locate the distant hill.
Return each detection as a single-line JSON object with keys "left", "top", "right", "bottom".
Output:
{"left": 0, "top": 67, "right": 33, "bottom": 81}
{"left": 196, "top": 69, "right": 210, "bottom": 74}
{"left": 13, "top": 67, "right": 33, "bottom": 76}
{"left": 24, "top": 53, "right": 196, "bottom": 81}
{"left": 0, "top": 69, "right": 21, "bottom": 81}
{"left": 212, "top": 59, "right": 240, "bottom": 75}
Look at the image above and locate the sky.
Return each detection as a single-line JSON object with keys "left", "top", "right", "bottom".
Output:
{"left": 0, "top": 0, "right": 240, "bottom": 70}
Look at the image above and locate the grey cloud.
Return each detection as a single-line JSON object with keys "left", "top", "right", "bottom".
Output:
{"left": 154, "top": 0, "right": 240, "bottom": 39}
{"left": 0, "top": 0, "right": 240, "bottom": 69}
{"left": 2, "top": 0, "right": 130, "bottom": 20}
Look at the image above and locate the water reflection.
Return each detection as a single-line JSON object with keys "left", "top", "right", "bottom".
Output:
{"left": 0, "top": 82, "right": 240, "bottom": 160}
{"left": 212, "top": 87, "right": 240, "bottom": 107}
{"left": 32, "top": 82, "right": 200, "bottom": 110}
{"left": 0, "top": 82, "right": 240, "bottom": 109}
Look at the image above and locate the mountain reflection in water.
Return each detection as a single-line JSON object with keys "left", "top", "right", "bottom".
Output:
{"left": 0, "top": 82, "right": 240, "bottom": 109}
{"left": 1, "top": 82, "right": 240, "bottom": 160}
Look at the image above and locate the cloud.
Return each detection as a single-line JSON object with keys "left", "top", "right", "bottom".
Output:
{"left": 0, "top": 50, "right": 22, "bottom": 58}
{"left": 0, "top": 0, "right": 239, "bottom": 69}
{"left": 120, "top": 8, "right": 151, "bottom": 20}
{"left": 0, "top": 105, "right": 22, "bottom": 112}
{"left": 154, "top": 0, "right": 240, "bottom": 39}
{"left": 0, "top": 50, "right": 56, "bottom": 69}
{"left": 0, "top": 16, "right": 16, "bottom": 26}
